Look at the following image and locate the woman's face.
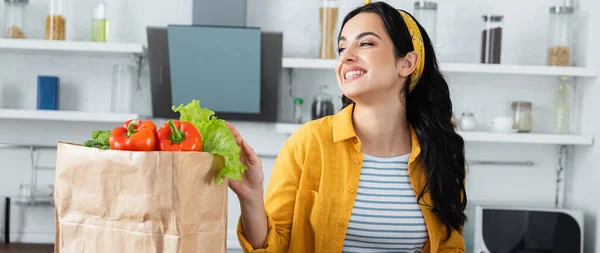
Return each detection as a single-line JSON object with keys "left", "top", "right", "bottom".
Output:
{"left": 335, "top": 12, "right": 407, "bottom": 104}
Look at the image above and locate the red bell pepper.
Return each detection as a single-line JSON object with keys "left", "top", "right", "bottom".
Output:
{"left": 109, "top": 119, "right": 157, "bottom": 151}
{"left": 157, "top": 120, "right": 202, "bottom": 151}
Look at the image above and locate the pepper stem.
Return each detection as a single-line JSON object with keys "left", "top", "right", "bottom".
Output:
{"left": 168, "top": 120, "right": 185, "bottom": 144}
{"left": 126, "top": 120, "right": 139, "bottom": 137}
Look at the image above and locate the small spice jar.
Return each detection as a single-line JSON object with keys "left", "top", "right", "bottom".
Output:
{"left": 414, "top": 1, "right": 438, "bottom": 43}
{"left": 511, "top": 101, "right": 532, "bottom": 133}
{"left": 547, "top": 5, "right": 575, "bottom": 66}
{"left": 45, "top": 0, "right": 67, "bottom": 40}
{"left": 481, "top": 15, "right": 504, "bottom": 64}
{"left": 3, "top": 0, "right": 29, "bottom": 39}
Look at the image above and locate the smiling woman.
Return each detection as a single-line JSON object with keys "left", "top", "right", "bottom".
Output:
{"left": 227, "top": 1, "right": 467, "bottom": 253}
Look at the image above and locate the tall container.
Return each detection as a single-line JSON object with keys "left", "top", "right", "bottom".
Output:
{"left": 414, "top": 1, "right": 437, "bottom": 43}
{"left": 91, "top": 1, "right": 108, "bottom": 42}
{"left": 45, "top": 0, "right": 67, "bottom": 40}
{"left": 3, "top": 0, "right": 28, "bottom": 39}
{"left": 319, "top": 0, "right": 339, "bottom": 59}
{"left": 547, "top": 5, "right": 575, "bottom": 66}
{"left": 552, "top": 76, "right": 574, "bottom": 134}
{"left": 481, "top": 15, "right": 503, "bottom": 64}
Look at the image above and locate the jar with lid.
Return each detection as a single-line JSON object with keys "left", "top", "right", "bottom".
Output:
{"left": 311, "top": 85, "right": 335, "bottom": 120}
{"left": 511, "top": 101, "right": 532, "bottom": 133}
{"left": 553, "top": 76, "right": 574, "bottom": 134}
{"left": 481, "top": 15, "right": 503, "bottom": 64}
{"left": 319, "top": 0, "right": 339, "bottom": 59}
{"left": 414, "top": 1, "right": 437, "bottom": 43}
{"left": 293, "top": 98, "right": 304, "bottom": 124}
{"left": 458, "top": 112, "right": 477, "bottom": 131}
{"left": 3, "top": 0, "right": 29, "bottom": 39}
{"left": 45, "top": 0, "right": 67, "bottom": 40}
{"left": 547, "top": 4, "right": 575, "bottom": 66}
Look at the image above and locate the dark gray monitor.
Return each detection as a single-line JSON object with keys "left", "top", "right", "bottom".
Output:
{"left": 146, "top": 25, "right": 282, "bottom": 122}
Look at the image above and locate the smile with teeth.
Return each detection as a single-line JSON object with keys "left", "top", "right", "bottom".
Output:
{"left": 344, "top": 70, "right": 366, "bottom": 80}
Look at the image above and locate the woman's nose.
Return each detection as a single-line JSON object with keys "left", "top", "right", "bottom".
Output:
{"left": 340, "top": 48, "right": 357, "bottom": 63}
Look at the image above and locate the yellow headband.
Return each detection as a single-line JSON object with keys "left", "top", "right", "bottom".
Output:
{"left": 363, "top": 0, "right": 425, "bottom": 92}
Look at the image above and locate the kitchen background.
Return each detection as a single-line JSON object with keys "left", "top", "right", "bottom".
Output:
{"left": 0, "top": 0, "right": 598, "bottom": 252}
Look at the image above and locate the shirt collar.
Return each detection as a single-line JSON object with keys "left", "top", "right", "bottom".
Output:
{"left": 332, "top": 103, "right": 357, "bottom": 143}
{"left": 332, "top": 103, "right": 422, "bottom": 162}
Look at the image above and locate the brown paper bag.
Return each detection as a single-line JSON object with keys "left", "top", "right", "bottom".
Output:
{"left": 54, "top": 142, "right": 228, "bottom": 253}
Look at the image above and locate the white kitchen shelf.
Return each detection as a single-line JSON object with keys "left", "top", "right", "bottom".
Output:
{"left": 0, "top": 39, "right": 144, "bottom": 55}
{"left": 0, "top": 108, "right": 138, "bottom": 123}
{"left": 275, "top": 123, "right": 594, "bottom": 146}
{"left": 282, "top": 57, "right": 598, "bottom": 77}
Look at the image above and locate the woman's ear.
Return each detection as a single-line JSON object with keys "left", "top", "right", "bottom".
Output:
{"left": 397, "top": 51, "right": 419, "bottom": 78}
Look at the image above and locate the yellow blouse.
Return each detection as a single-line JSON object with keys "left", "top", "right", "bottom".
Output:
{"left": 236, "top": 103, "right": 465, "bottom": 252}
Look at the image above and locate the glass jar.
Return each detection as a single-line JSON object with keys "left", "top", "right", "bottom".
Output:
{"left": 511, "top": 101, "right": 532, "bottom": 133}
{"left": 111, "top": 64, "right": 136, "bottom": 113}
{"left": 293, "top": 98, "right": 304, "bottom": 124}
{"left": 319, "top": 0, "right": 339, "bottom": 59}
{"left": 553, "top": 76, "right": 574, "bottom": 134}
{"left": 414, "top": 1, "right": 437, "bottom": 43}
{"left": 481, "top": 15, "right": 503, "bottom": 64}
{"left": 547, "top": 5, "right": 575, "bottom": 66}
{"left": 45, "top": 0, "right": 67, "bottom": 40}
{"left": 311, "top": 85, "right": 335, "bottom": 120}
{"left": 3, "top": 0, "right": 28, "bottom": 39}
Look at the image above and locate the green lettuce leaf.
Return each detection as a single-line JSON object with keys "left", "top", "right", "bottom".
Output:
{"left": 172, "top": 100, "right": 247, "bottom": 185}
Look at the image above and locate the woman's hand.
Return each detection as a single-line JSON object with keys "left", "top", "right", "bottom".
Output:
{"left": 226, "top": 122, "right": 265, "bottom": 202}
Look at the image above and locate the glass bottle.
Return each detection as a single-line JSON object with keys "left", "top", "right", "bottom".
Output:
{"left": 45, "top": 0, "right": 67, "bottom": 40}
{"left": 311, "top": 85, "right": 335, "bottom": 120}
{"left": 414, "top": 1, "right": 437, "bottom": 43}
{"left": 293, "top": 98, "right": 304, "bottom": 124}
{"left": 319, "top": 0, "right": 339, "bottom": 59}
{"left": 91, "top": 1, "right": 108, "bottom": 42}
{"left": 547, "top": 5, "right": 575, "bottom": 66}
{"left": 481, "top": 15, "right": 504, "bottom": 64}
{"left": 3, "top": 0, "right": 28, "bottom": 39}
{"left": 511, "top": 101, "right": 532, "bottom": 133}
{"left": 553, "top": 76, "right": 574, "bottom": 134}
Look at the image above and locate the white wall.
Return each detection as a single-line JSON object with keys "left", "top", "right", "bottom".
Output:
{"left": 0, "top": 0, "right": 598, "bottom": 252}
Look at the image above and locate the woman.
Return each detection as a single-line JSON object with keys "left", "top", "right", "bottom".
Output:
{"left": 226, "top": 1, "right": 467, "bottom": 252}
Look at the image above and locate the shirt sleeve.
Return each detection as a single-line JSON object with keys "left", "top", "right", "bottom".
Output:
{"left": 236, "top": 127, "right": 308, "bottom": 253}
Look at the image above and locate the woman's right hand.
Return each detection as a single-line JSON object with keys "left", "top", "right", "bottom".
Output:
{"left": 226, "top": 122, "right": 265, "bottom": 202}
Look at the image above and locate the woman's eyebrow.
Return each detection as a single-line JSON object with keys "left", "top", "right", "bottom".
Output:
{"left": 339, "top": 31, "right": 382, "bottom": 42}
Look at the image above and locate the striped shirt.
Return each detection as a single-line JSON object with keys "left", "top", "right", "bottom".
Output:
{"left": 342, "top": 153, "right": 428, "bottom": 253}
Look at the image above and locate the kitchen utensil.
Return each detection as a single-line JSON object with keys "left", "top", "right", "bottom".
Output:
{"left": 488, "top": 116, "right": 515, "bottom": 132}
{"left": 319, "top": 0, "right": 339, "bottom": 59}
{"left": 45, "top": 0, "right": 68, "bottom": 40}
{"left": 3, "top": 0, "right": 29, "bottom": 39}
{"left": 459, "top": 112, "right": 477, "bottom": 131}
{"left": 481, "top": 15, "right": 503, "bottom": 64}
{"left": 311, "top": 85, "right": 335, "bottom": 120}
{"left": 414, "top": 1, "right": 437, "bottom": 43}
{"left": 511, "top": 101, "right": 532, "bottom": 133}
{"left": 111, "top": 64, "right": 136, "bottom": 113}
{"left": 37, "top": 76, "right": 59, "bottom": 110}
{"left": 547, "top": 3, "right": 575, "bottom": 66}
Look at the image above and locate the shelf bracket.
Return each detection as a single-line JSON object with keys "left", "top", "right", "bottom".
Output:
{"left": 555, "top": 144, "right": 568, "bottom": 208}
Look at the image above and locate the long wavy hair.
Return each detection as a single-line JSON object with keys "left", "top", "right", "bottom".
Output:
{"left": 339, "top": 2, "right": 467, "bottom": 240}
